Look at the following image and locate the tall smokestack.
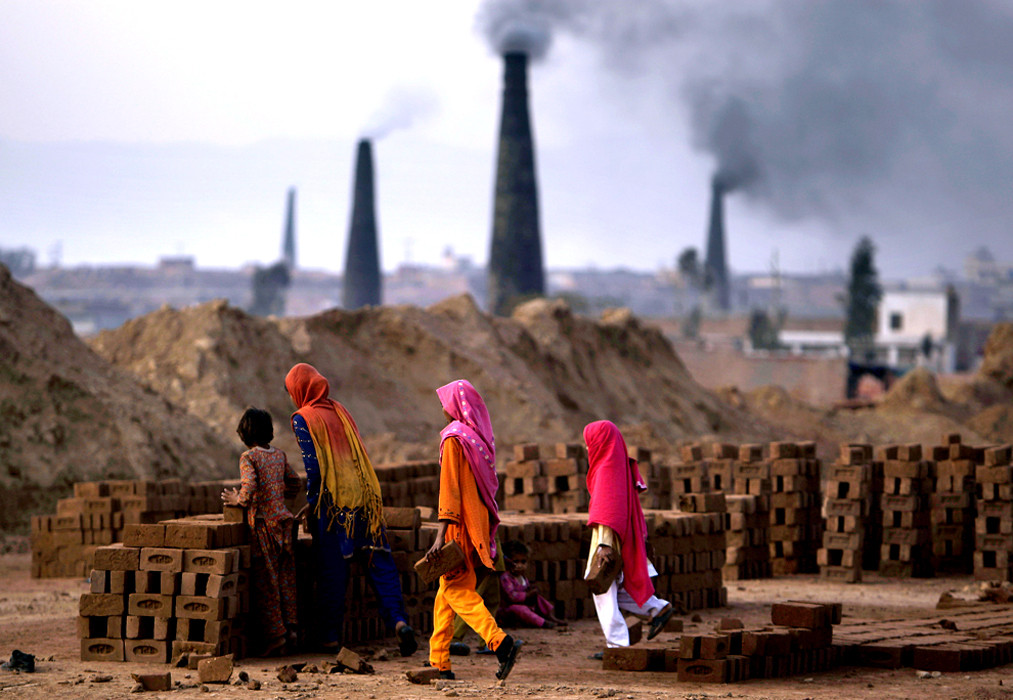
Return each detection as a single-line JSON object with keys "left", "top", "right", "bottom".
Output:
{"left": 342, "top": 139, "right": 382, "bottom": 309}
{"left": 487, "top": 51, "right": 544, "bottom": 316}
{"left": 704, "top": 179, "right": 731, "bottom": 312}
{"left": 281, "top": 187, "right": 296, "bottom": 270}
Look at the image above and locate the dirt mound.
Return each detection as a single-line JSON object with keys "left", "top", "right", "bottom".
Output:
{"left": 966, "top": 404, "right": 1013, "bottom": 444}
{"left": 0, "top": 266, "right": 236, "bottom": 531}
{"left": 91, "top": 294, "right": 769, "bottom": 463}
{"left": 879, "top": 366, "right": 950, "bottom": 413}
{"left": 979, "top": 322, "right": 1013, "bottom": 390}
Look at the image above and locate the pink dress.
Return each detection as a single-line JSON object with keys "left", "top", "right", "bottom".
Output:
{"left": 497, "top": 571, "right": 558, "bottom": 628}
{"left": 237, "top": 446, "right": 299, "bottom": 646}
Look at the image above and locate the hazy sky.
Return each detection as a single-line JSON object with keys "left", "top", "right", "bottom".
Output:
{"left": 1, "top": 1, "right": 1011, "bottom": 279}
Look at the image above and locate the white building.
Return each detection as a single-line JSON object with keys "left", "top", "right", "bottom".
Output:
{"left": 875, "top": 287, "right": 959, "bottom": 372}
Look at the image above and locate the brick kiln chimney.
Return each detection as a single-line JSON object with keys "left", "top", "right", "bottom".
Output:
{"left": 343, "top": 139, "right": 382, "bottom": 309}
{"left": 281, "top": 187, "right": 296, "bottom": 270}
{"left": 487, "top": 51, "right": 545, "bottom": 316}
{"left": 704, "top": 179, "right": 730, "bottom": 312}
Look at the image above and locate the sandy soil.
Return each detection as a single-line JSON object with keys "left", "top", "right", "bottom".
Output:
{"left": 3, "top": 553, "right": 1012, "bottom": 700}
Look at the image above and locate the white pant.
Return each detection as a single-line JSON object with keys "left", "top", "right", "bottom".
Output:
{"left": 592, "top": 561, "right": 669, "bottom": 647}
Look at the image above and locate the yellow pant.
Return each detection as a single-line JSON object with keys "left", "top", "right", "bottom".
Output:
{"left": 429, "top": 559, "right": 506, "bottom": 671}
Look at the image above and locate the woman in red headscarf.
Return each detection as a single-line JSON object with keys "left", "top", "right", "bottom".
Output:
{"left": 583, "top": 420, "right": 673, "bottom": 652}
{"left": 426, "top": 379, "right": 521, "bottom": 681}
{"left": 284, "top": 363, "right": 417, "bottom": 656}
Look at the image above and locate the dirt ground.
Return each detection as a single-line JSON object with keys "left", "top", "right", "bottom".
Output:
{"left": 3, "top": 554, "right": 1013, "bottom": 699}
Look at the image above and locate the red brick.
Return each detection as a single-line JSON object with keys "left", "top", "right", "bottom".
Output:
{"left": 677, "top": 658, "right": 727, "bottom": 683}
{"left": 602, "top": 647, "right": 664, "bottom": 671}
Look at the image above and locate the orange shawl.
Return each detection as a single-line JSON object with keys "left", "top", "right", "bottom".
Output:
{"left": 285, "top": 363, "right": 384, "bottom": 538}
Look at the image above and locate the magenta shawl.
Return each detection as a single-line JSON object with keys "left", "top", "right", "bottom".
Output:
{"left": 437, "top": 379, "right": 500, "bottom": 554}
{"left": 584, "top": 419, "right": 653, "bottom": 607}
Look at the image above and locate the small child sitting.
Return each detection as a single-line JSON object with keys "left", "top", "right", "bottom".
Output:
{"left": 497, "top": 540, "right": 566, "bottom": 629}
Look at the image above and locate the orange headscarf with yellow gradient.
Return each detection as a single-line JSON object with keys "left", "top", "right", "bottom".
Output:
{"left": 285, "top": 363, "right": 384, "bottom": 538}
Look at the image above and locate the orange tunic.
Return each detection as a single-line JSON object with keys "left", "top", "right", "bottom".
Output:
{"left": 438, "top": 438, "right": 494, "bottom": 569}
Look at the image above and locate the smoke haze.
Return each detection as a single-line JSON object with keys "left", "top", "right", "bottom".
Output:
{"left": 360, "top": 86, "right": 440, "bottom": 140}
{"left": 478, "top": 0, "right": 1013, "bottom": 241}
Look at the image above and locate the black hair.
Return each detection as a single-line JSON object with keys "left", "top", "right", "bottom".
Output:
{"left": 503, "top": 539, "right": 529, "bottom": 559}
{"left": 237, "top": 407, "right": 274, "bottom": 448}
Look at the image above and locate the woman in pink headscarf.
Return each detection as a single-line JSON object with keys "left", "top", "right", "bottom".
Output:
{"left": 583, "top": 420, "right": 673, "bottom": 653}
{"left": 427, "top": 379, "right": 521, "bottom": 681}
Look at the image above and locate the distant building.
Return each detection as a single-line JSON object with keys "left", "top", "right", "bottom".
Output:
{"left": 874, "top": 286, "right": 958, "bottom": 372}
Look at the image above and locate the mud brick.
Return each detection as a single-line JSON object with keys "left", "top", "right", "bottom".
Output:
{"left": 221, "top": 505, "right": 245, "bottom": 524}
{"left": 203, "top": 620, "right": 232, "bottom": 644}
{"left": 125, "top": 615, "right": 154, "bottom": 639}
{"left": 839, "top": 444, "right": 871, "bottom": 465}
{"left": 383, "top": 506, "right": 421, "bottom": 530}
{"left": 767, "top": 442, "right": 796, "bottom": 460}
{"left": 80, "top": 637, "right": 124, "bottom": 662}
{"left": 771, "top": 602, "right": 828, "bottom": 629}
{"left": 771, "top": 459, "right": 806, "bottom": 478}
{"left": 883, "top": 461, "right": 931, "bottom": 480}
{"left": 136, "top": 546, "right": 184, "bottom": 572}
{"left": 977, "top": 465, "right": 1013, "bottom": 484}
{"left": 405, "top": 667, "right": 441, "bottom": 684}
{"left": 89, "top": 569, "right": 110, "bottom": 593}
{"left": 127, "top": 593, "right": 174, "bottom": 618}
{"left": 624, "top": 616, "right": 643, "bottom": 645}
{"left": 74, "top": 481, "right": 111, "bottom": 498}
{"left": 544, "top": 458, "right": 579, "bottom": 479}
{"left": 130, "top": 672, "right": 171, "bottom": 692}
{"left": 822, "top": 532, "right": 863, "bottom": 549}
{"left": 79, "top": 593, "right": 124, "bottom": 617}
{"left": 164, "top": 522, "right": 216, "bottom": 549}
{"left": 56, "top": 498, "right": 87, "bottom": 516}
{"left": 93, "top": 543, "right": 140, "bottom": 571}
{"left": 976, "top": 516, "right": 1013, "bottom": 536}
{"left": 859, "top": 641, "right": 909, "bottom": 668}
{"left": 880, "top": 494, "right": 926, "bottom": 512}
{"left": 677, "top": 658, "right": 727, "bottom": 683}
{"left": 197, "top": 653, "right": 234, "bottom": 683}
{"left": 504, "top": 493, "right": 544, "bottom": 511}
{"left": 176, "top": 595, "right": 227, "bottom": 621}
{"left": 985, "top": 445, "right": 1013, "bottom": 467}
{"left": 735, "top": 444, "right": 762, "bottom": 463}
{"left": 602, "top": 647, "right": 663, "bottom": 671}
{"left": 505, "top": 460, "right": 543, "bottom": 480}
{"left": 133, "top": 570, "right": 164, "bottom": 595}
{"left": 950, "top": 442, "right": 974, "bottom": 460}
{"left": 932, "top": 492, "right": 971, "bottom": 509}
{"left": 697, "top": 633, "right": 730, "bottom": 659}
{"left": 385, "top": 528, "right": 417, "bottom": 551}
{"left": 108, "top": 569, "right": 132, "bottom": 594}
{"left": 206, "top": 573, "right": 240, "bottom": 598}
{"left": 152, "top": 616, "right": 174, "bottom": 641}
{"left": 183, "top": 548, "right": 237, "bottom": 575}
{"left": 820, "top": 564, "right": 861, "bottom": 583}
{"left": 180, "top": 572, "right": 206, "bottom": 596}
{"left": 77, "top": 615, "right": 107, "bottom": 639}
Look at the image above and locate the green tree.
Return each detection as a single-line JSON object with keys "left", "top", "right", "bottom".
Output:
{"left": 677, "top": 247, "right": 701, "bottom": 288}
{"left": 844, "top": 236, "right": 882, "bottom": 357}
{"left": 748, "top": 308, "right": 783, "bottom": 350}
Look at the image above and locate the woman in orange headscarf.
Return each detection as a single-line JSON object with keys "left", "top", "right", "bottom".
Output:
{"left": 285, "top": 362, "right": 417, "bottom": 656}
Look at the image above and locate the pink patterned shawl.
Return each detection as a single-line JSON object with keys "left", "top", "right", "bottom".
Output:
{"left": 437, "top": 379, "right": 500, "bottom": 555}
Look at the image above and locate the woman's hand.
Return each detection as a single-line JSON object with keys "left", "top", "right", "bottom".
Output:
{"left": 221, "top": 488, "right": 241, "bottom": 506}
{"left": 426, "top": 521, "right": 449, "bottom": 561}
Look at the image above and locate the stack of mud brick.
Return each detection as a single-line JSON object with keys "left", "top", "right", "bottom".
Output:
{"left": 604, "top": 601, "right": 841, "bottom": 683}
{"left": 730, "top": 444, "right": 774, "bottom": 579}
{"left": 78, "top": 514, "right": 250, "bottom": 664}
{"left": 974, "top": 443, "right": 1013, "bottom": 582}
{"left": 820, "top": 444, "right": 874, "bottom": 582}
{"left": 31, "top": 478, "right": 245, "bottom": 578}
{"left": 878, "top": 443, "right": 934, "bottom": 578}
{"left": 502, "top": 443, "right": 589, "bottom": 514}
{"left": 766, "top": 442, "right": 822, "bottom": 574}
{"left": 372, "top": 461, "right": 440, "bottom": 510}
{"left": 931, "top": 433, "right": 976, "bottom": 574}
{"left": 633, "top": 446, "right": 672, "bottom": 510}
{"left": 493, "top": 509, "right": 726, "bottom": 619}
{"left": 720, "top": 494, "right": 769, "bottom": 581}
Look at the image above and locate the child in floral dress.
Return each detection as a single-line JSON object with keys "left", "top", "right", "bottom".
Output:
{"left": 222, "top": 407, "right": 299, "bottom": 656}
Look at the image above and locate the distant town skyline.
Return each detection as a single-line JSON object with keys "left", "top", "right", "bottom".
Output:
{"left": 2, "top": 1, "right": 1011, "bottom": 279}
